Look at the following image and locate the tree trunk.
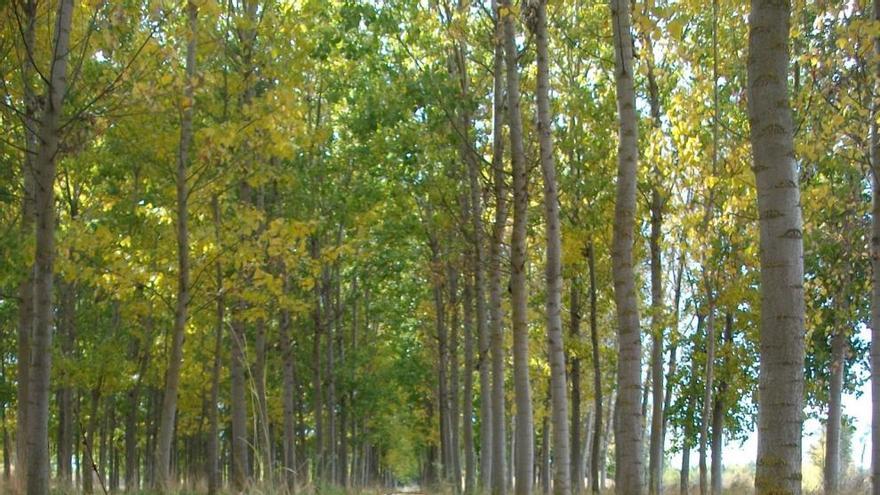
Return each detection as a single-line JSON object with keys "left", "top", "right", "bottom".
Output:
{"left": 27, "top": 2, "right": 75, "bottom": 494}
{"left": 500, "top": 2, "right": 535, "bottom": 494}
{"left": 681, "top": 313, "right": 703, "bottom": 495}
{"left": 57, "top": 282, "right": 76, "bottom": 487}
{"left": 711, "top": 314, "right": 731, "bottom": 495}
{"left": 825, "top": 309, "right": 847, "bottom": 495}
{"left": 648, "top": 186, "right": 664, "bottom": 495}
{"left": 530, "top": 3, "right": 570, "bottom": 494}
{"left": 449, "top": 265, "right": 462, "bottom": 494}
{"left": 231, "top": 310, "right": 249, "bottom": 490}
{"left": 281, "top": 271, "right": 298, "bottom": 493}
{"left": 569, "top": 280, "right": 583, "bottom": 495}
{"left": 748, "top": 1, "right": 806, "bottom": 493}
{"left": 16, "top": 2, "right": 38, "bottom": 489}
{"left": 662, "top": 255, "right": 685, "bottom": 483}
{"left": 325, "top": 269, "right": 337, "bottom": 484}
{"left": 609, "top": 0, "right": 644, "bottom": 492}
{"left": 457, "top": 34, "right": 486, "bottom": 495}
{"left": 489, "top": 4, "right": 508, "bottom": 492}
{"left": 311, "top": 238, "right": 324, "bottom": 482}
{"left": 699, "top": 302, "right": 716, "bottom": 495}
{"left": 207, "top": 196, "right": 223, "bottom": 495}
{"left": 587, "top": 244, "right": 602, "bottom": 495}
{"left": 463, "top": 278, "right": 477, "bottom": 495}
{"left": 427, "top": 229, "right": 452, "bottom": 486}
{"left": 255, "top": 318, "right": 272, "bottom": 483}
{"left": 154, "top": 3, "right": 197, "bottom": 489}
{"left": 541, "top": 417, "right": 550, "bottom": 495}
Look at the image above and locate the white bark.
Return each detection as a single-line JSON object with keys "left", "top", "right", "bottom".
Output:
{"left": 748, "top": 1, "right": 806, "bottom": 493}
{"left": 27, "top": 1, "right": 74, "bottom": 493}
{"left": 530, "top": 2, "right": 570, "bottom": 494}
{"left": 499, "top": 2, "right": 534, "bottom": 494}
{"left": 610, "top": 0, "right": 644, "bottom": 492}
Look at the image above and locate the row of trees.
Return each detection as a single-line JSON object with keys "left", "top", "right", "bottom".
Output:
{"left": 0, "top": 0, "right": 875, "bottom": 494}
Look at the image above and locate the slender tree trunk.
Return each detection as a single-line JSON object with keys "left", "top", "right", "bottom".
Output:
{"left": 609, "top": 0, "right": 643, "bottom": 492}
{"left": 541, "top": 417, "right": 550, "bottom": 495}
{"left": 662, "top": 255, "right": 685, "bottom": 482}
{"left": 569, "top": 280, "right": 583, "bottom": 495}
{"left": 500, "top": 2, "right": 534, "bottom": 494}
{"left": 463, "top": 278, "right": 477, "bottom": 495}
{"left": 825, "top": 312, "right": 847, "bottom": 495}
{"left": 15, "top": 2, "right": 38, "bottom": 489}
{"left": 587, "top": 244, "right": 602, "bottom": 495}
{"left": 27, "top": 1, "right": 74, "bottom": 493}
{"left": 648, "top": 187, "right": 664, "bottom": 495}
{"left": 154, "top": 3, "right": 197, "bottom": 489}
{"left": 231, "top": 309, "right": 249, "bottom": 490}
{"left": 699, "top": 302, "right": 716, "bottom": 495}
{"left": 641, "top": 18, "right": 666, "bottom": 492}
{"left": 311, "top": 239, "right": 325, "bottom": 482}
{"left": 281, "top": 271, "right": 298, "bottom": 493}
{"left": 599, "top": 389, "right": 614, "bottom": 491}
{"left": 680, "top": 432, "right": 691, "bottom": 495}
{"left": 681, "top": 313, "right": 703, "bottom": 495}
{"left": 710, "top": 314, "right": 731, "bottom": 495}
{"left": 456, "top": 32, "right": 485, "bottom": 495}
{"left": 84, "top": 387, "right": 102, "bottom": 495}
{"left": 489, "top": 4, "right": 508, "bottom": 492}
{"left": 207, "top": 196, "right": 223, "bottom": 495}
{"left": 255, "top": 318, "right": 272, "bottom": 482}
{"left": 428, "top": 232, "right": 452, "bottom": 485}
{"left": 325, "top": 270, "right": 337, "bottom": 484}
{"left": 450, "top": 265, "right": 462, "bottom": 494}
{"left": 57, "top": 282, "right": 76, "bottom": 487}
{"left": 530, "top": 3, "right": 570, "bottom": 494}
{"left": 748, "top": 1, "right": 806, "bottom": 493}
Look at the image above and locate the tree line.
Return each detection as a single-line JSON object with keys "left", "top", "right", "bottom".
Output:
{"left": 0, "top": 1, "right": 875, "bottom": 495}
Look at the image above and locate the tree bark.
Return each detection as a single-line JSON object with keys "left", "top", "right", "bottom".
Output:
{"left": 609, "top": 0, "right": 644, "bottom": 492}
{"left": 57, "top": 282, "right": 76, "bottom": 487}
{"left": 281, "top": 270, "right": 298, "bottom": 493}
{"left": 456, "top": 21, "right": 487, "bottom": 491}
{"left": 748, "top": 1, "right": 806, "bottom": 493}
{"left": 463, "top": 278, "right": 477, "bottom": 495}
{"left": 569, "top": 280, "right": 583, "bottom": 495}
{"left": 15, "top": 2, "right": 38, "bottom": 489}
{"left": 231, "top": 308, "right": 250, "bottom": 490}
{"left": 648, "top": 187, "right": 664, "bottom": 495}
{"left": 500, "top": 2, "right": 534, "bottom": 494}
{"left": 681, "top": 313, "right": 703, "bottom": 495}
{"left": 255, "top": 317, "right": 272, "bottom": 483}
{"left": 311, "top": 237, "right": 324, "bottom": 482}
{"left": 711, "top": 314, "right": 732, "bottom": 495}
{"left": 489, "top": 4, "right": 508, "bottom": 492}
{"left": 530, "top": 3, "right": 571, "bottom": 494}
{"left": 27, "top": 1, "right": 74, "bottom": 493}
{"left": 587, "top": 244, "right": 602, "bottom": 495}
{"left": 449, "top": 264, "right": 462, "bottom": 494}
{"left": 699, "top": 302, "right": 716, "bottom": 495}
{"left": 154, "top": 3, "right": 197, "bottom": 489}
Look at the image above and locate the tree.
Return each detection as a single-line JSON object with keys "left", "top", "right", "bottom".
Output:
{"left": 499, "top": 1, "right": 535, "bottom": 494}
{"left": 529, "top": 1, "right": 571, "bottom": 494}
{"left": 747, "top": 0, "right": 806, "bottom": 493}
{"left": 609, "top": 0, "right": 644, "bottom": 492}
{"left": 26, "top": 1, "right": 74, "bottom": 493}
{"left": 153, "top": 2, "right": 197, "bottom": 489}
